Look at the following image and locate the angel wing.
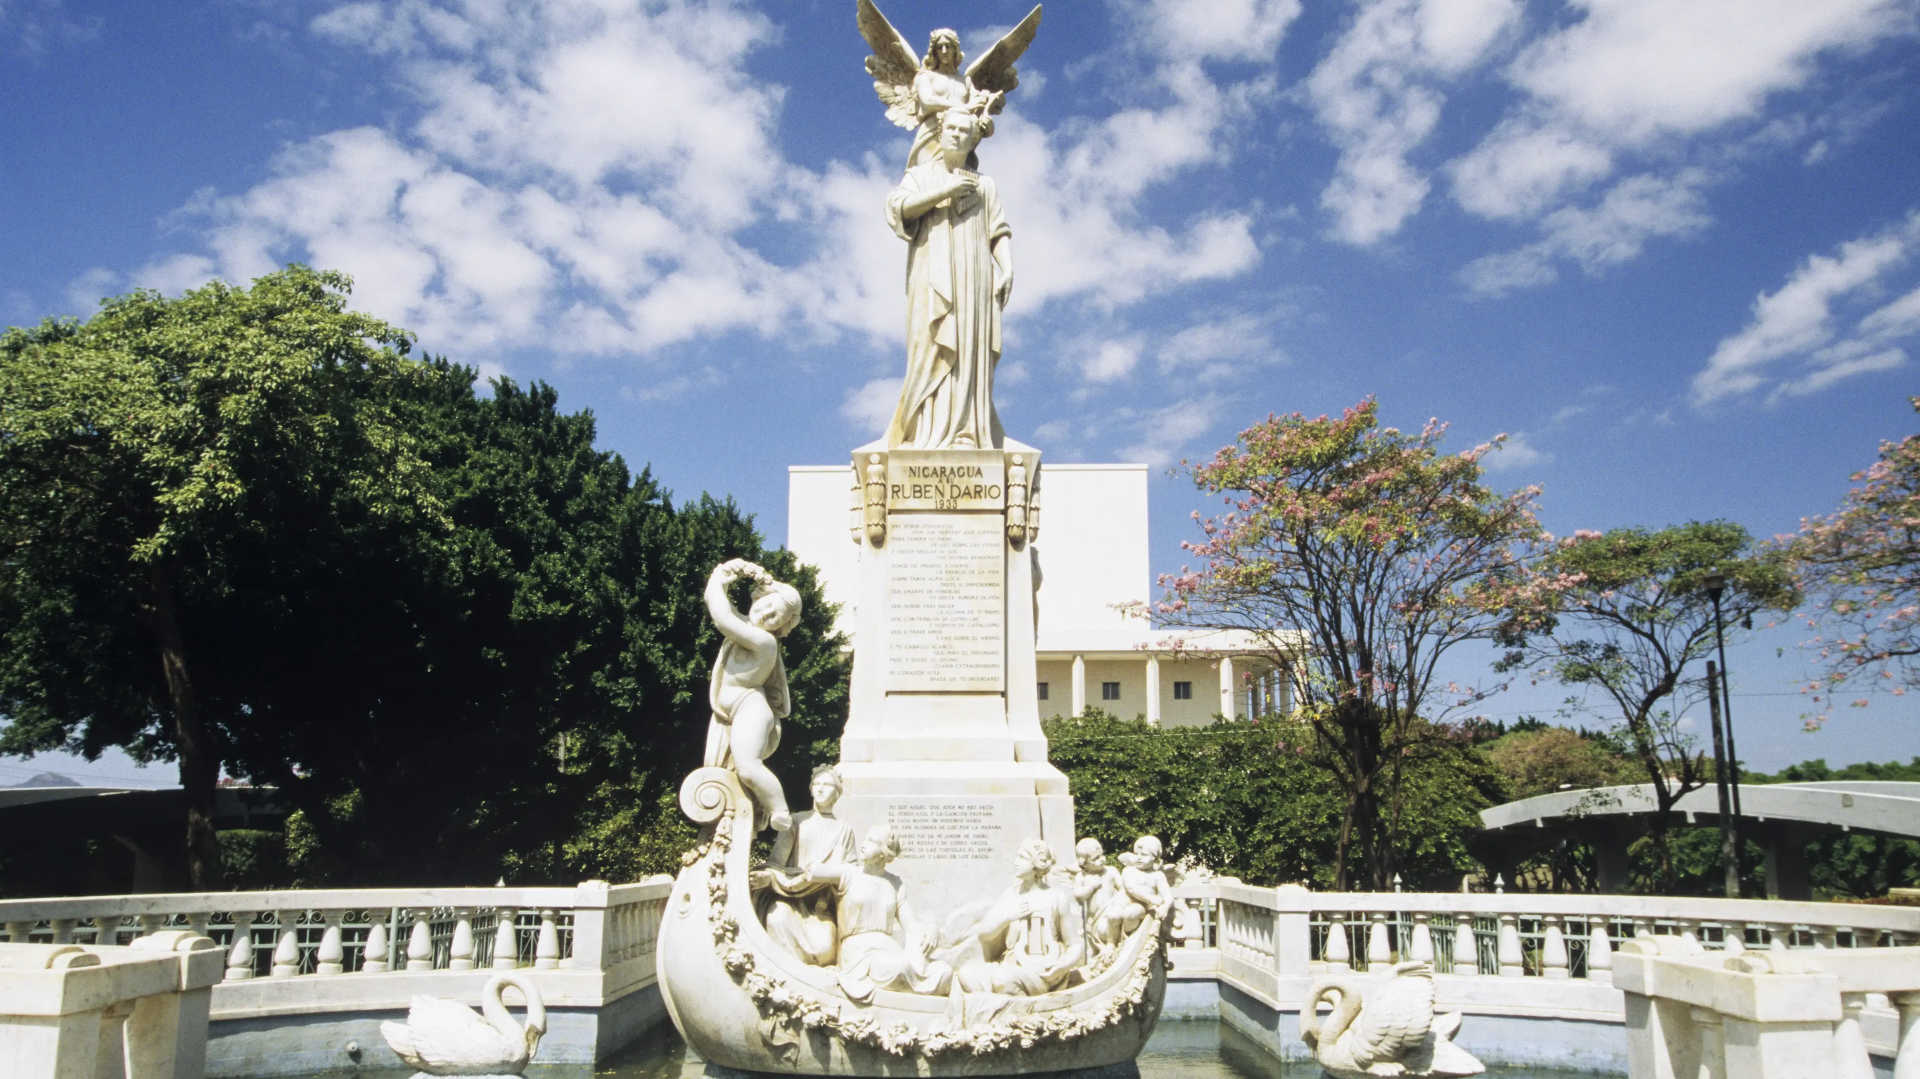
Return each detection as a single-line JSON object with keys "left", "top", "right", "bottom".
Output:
{"left": 856, "top": 0, "right": 922, "bottom": 130}
{"left": 965, "top": 5, "right": 1043, "bottom": 112}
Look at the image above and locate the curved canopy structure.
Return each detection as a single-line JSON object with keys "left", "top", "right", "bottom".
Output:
{"left": 1477, "top": 781, "right": 1920, "bottom": 898}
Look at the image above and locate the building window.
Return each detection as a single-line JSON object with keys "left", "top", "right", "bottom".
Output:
{"left": 1101, "top": 682, "right": 1121, "bottom": 701}
{"left": 1173, "top": 681, "right": 1192, "bottom": 700}
{"left": 1036, "top": 682, "right": 1049, "bottom": 701}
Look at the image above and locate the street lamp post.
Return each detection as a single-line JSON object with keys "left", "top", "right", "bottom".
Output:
{"left": 1703, "top": 572, "right": 1744, "bottom": 896}
{"left": 1702, "top": 573, "right": 1742, "bottom": 818}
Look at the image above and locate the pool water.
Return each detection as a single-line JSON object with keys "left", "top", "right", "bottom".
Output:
{"left": 574, "top": 1018, "right": 1604, "bottom": 1079}
{"left": 295, "top": 1019, "right": 1600, "bottom": 1079}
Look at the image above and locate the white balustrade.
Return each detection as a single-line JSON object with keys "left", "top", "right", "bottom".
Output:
{"left": 1617, "top": 938, "right": 1920, "bottom": 1079}
{"left": 0, "top": 933, "right": 226, "bottom": 1079}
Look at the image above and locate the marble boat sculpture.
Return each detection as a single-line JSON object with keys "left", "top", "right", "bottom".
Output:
{"left": 656, "top": 766, "right": 1171, "bottom": 1075}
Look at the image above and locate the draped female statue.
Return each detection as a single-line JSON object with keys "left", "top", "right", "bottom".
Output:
{"left": 883, "top": 105, "right": 1014, "bottom": 449}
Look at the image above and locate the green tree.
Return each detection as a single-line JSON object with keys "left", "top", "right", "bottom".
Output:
{"left": 0, "top": 268, "right": 849, "bottom": 889}
{"left": 1484, "top": 726, "right": 1635, "bottom": 800}
{"left": 1490, "top": 522, "right": 1798, "bottom": 888}
{"left": 1045, "top": 711, "right": 1499, "bottom": 889}
{"left": 0, "top": 268, "right": 435, "bottom": 888}
{"left": 1151, "top": 400, "right": 1543, "bottom": 888}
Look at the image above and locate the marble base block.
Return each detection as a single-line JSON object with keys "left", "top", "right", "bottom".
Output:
{"left": 833, "top": 760, "right": 1074, "bottom": 927}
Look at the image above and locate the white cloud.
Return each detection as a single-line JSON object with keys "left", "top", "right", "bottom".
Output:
{"left": 841, "top": 376, "right": 902, "bottom": 435}
{"left": 1460, "top": 169, "right": 1711, "bottom": 296}
{"left": 1118, "top": 394, "right": 1226, "bottom": 467}
{"left": 1482, "top": 430, "right": 1548, "bottom": 471}
{"left": 1115, "top": 0, "right": 1303, "bottom": 64}
{"left": 1306, "top": 0, "right": 1520, "bottom": 244}
{"left": 62, "top": 268, "right": 118, "bottom": 316}
{"left": 134, "top": 0, "right": 1271, "bottom": 382}
{"left": 1155, "top": 309, "right": 1285, "bottom": 382}
{"left": 1692, "top": 210, "right": 1920, "bottom": 405}
{"left": 1447, "top": 0, "right": 1914, "bottom": 289}
{"left": 1083, "top": 339, "right": 1144, "bottom": 384}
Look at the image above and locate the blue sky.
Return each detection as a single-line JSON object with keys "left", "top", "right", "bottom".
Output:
{"left": 3, "top": 0, "right": 1919, "bottom": 786}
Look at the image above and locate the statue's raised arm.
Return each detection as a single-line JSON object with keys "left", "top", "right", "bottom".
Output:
{"left": 856, "top": 0, "right": 1041, "bottom": 169}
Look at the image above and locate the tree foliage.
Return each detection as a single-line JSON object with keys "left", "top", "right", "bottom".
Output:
{"left": 1152, "top": 399, "right": 1542, "bottom": 888}
{"left": 1791, "top": 398, "right": 1920, "bottom": 722}
{"left": 1044, "top": 711, "right": 1499, "bottom": 889}
{"left": 1489, "top": 522, "right": 1797, "bottom": 887}
{"left": 0, "top": 268, "right": 847, "bottom": 888}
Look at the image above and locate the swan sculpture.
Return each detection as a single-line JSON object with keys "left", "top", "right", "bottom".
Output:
{"left": 380, "top": 972, "right": 547, "bottom": 1078}
{"left": 1298, "top": 962, "right": 1484, "bottom": 1078}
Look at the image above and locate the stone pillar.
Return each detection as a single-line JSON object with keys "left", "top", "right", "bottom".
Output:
{"left": 1145, "top": 655, "right": 1161, "bottom": 726}
{"left": 1220, "top": 655, "right": 1237, "bottom": 720}
{"left": 1071, "top": 654, "right": 1087, "bottom": 717}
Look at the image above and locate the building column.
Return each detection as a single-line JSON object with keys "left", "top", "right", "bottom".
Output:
{"left": 1219, "top": 654, "right": 1237, "bottom": 720}
{"left": 1280, "top": 664, "right": 1295, "bottom": 714}
{"left": 1071, "top": 655, "right": 1087, "bottom": 717}
{"left": 1145, "top": 656, "right": 1161, "bottom": 726}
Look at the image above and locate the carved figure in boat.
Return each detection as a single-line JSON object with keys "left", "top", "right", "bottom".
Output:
{"left": 807, "top": 823, "right": 954, "bottom": 1002}
{"left": 1298, "top": 961, "right": 1486, "bottom": 1078}
{"left": 703, "top": 558, "right": 803, "bottom": 832}
{"left": 1071, "top": 838, "right": 1128, "bottom": 956}
{"left": 754, "top": 765, "right": 857, "bottom": 967}
{"left": 656, "top": 766, "right": 1173, "bottom": 1074}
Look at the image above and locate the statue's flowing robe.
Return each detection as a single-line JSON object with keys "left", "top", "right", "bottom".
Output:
{"left": 885, "top": 163, "right": 1010, "bottom": 449}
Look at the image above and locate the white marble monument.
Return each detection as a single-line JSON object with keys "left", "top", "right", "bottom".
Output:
{"left": 653, "top": 5, "right": 1174, "bottom": 1074}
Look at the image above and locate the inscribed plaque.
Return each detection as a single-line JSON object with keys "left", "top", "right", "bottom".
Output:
{"left": 887, "top": 450, "right": 1006, "bottom": 512}
{"left": 886, "top": 514, "right": 1004, "bottom": 691}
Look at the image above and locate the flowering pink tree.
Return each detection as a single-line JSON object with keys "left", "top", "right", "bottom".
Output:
{"left": 1155, "top": 400, "right": 1543, "bottom": 890}
{"left": 1793, "top": 398, "right": 1920, "bottom": 723}
{"left": 1487, "top": 523, "right": 1797, "bottom": 890}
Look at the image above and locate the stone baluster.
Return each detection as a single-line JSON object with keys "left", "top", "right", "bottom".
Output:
{"left": 50, "top": 918, "right": 76, "bottom": 944}
{"left": 1410, "top": 913, "right": 1433, "bottom": 964}
{"left": 449, "top": 909, "right": 476, "bottom": 971}
{"left": 1721, "top": 921, "right": 1746, "bottom": 955}
{"left": 1541, "top": 915, "right": 1569, "bottom": 979}
{"left": 271, "top": 913, "right": 302, "bottom": 977}
{"left": 1452, "top": 915, "right": 1479, "bottom": 976}
{"left": 1891, "top": 991, "right": 1920, "bottom": 1079}
{"left": 362, "top": 912, "right": 391, "bottom": 974}
{"left": 1815, "top": 925, "right": 1840, "bottom": 950}
{"left": 316, "top": 911, "right": 345, "bottom": 976}
{"left": 1587, "top": 916, "right": 1613, "bottom": 985}
{"left": 1767, "top": 922, "right": 1792, "bottom": 950}
{"left": 1325, "top": 913, "right": 1351, "bottom": 971}
{"left": 406, "top": 910, "right": 434, "bottom": 971}
{"left": 1675, "top": 918, "right": 1699, "bottom": 947}
{"left": 226, "top": 912, "right": 257, "bottom": 981}
{"left": 138, "top": 913, "right": 165, "bottom": 944}
{"left": 1367, "top": 912, "right": 1391, "bottom": 972}
{"left": 494, "top": 909, "right": 521, "bottom": 970}
{"left": 1835, "top": 993, "right": 1875, "bottom": 1079}
{"left": 4, "top": 919, "right": 31, "bottom": 943}
{"left": 187, "top": 913, "right": 210, "bottom": 939}
{"left": 1497, "top": 913, "right": 1524, "bottom": 977}
{"left": 1633, "top": 916, "right": 1654, "bottom": 942}
{"left": 535, "top": 909, "right": 562, "bottom": 970}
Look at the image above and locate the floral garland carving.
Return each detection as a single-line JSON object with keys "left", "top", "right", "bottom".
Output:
{"left": 689, "top": 811, "right": 1168, "bottom": 1058}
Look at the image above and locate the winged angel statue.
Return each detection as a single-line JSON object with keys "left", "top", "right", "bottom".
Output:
{"left": 857, "top": 0, "right": 1043, "bottom": 170}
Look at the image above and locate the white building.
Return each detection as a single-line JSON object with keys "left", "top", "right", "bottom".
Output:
{"left": 787, "top": 462, "right": 1297, "bottom": 727}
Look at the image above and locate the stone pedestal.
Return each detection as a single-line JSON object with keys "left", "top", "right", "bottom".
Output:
{"left": 832, "top": 439, "right": 1074, "bottom": 924}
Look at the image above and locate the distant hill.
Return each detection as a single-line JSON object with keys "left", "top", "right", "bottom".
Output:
{"left": 7, "top": 772, "right": 82, "bottom": 789}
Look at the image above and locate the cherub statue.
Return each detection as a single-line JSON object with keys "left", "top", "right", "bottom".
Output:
{"left": 704, "top": 558, "right": 803, "bottom": 832}
{"left": 1071, "top": 837, "right": 1127, "bottom": 956}
{"left": 1114, "top": 836, "right": 1173, "bottom": 936}
{"left": 857, "top": 0, "right": 1042, "bottom": 170}
{"left": 754, "top": 765, "right": 857, "bottom": 966}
